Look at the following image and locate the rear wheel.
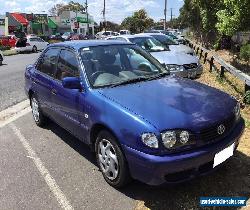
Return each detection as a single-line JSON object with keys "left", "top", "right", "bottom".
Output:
{"left": 0, "top": 55, "right": 2, "bottom": 65}
{"left": 32, "top": 45, "right": 37, "bottom": 53}
{"left": 95, "top": 130, "right": 131, "bottom": 188}
{"left": 31, "top": 95, "right": 47, "bottom": 126}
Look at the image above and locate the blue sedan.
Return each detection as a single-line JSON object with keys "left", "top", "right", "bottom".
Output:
{"left": 25, "top": 40, "right": 245, "bottom": 188}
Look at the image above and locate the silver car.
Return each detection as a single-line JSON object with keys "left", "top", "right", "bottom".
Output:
{"left": 145, "top": 33, "right": 195, "bottom": 55}
{"left": 107, "top": 34, "right": 202, "bottom": 79}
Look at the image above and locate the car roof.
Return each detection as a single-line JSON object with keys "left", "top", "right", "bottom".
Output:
{"left": 138, "top": 33, "right": 164, "bottom": 36}
{"left": 116, "top": 34, "right": 152, "bottom": 39}
{"left": 50, "top": 40, "right": 133, "bottom": 50}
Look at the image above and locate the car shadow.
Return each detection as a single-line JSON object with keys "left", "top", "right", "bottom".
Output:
{"left": 120, "top": 151, "right": 250, "bottom": 210}
{"left": 43, "top": 121, "right": 250, "bottom": 210}
{"left": 43, "top": 120, "right": 96, "bottom": 166}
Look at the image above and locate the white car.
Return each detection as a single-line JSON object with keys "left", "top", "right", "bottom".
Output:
{"left": 0, "top": 50, "right": 4, "bottom": 65}
{"left": 15, "top": 36, "right": 49, "bottom": 53}
{"left": 95, "top": 31, "right": 114, "bottom": 39}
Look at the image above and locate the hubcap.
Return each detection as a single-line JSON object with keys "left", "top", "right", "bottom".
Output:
{"left": 98, "top": 139, "right": 119, "bottom": 180}
{"left": 31, "top": 98, "right": 39, "bottom": 122}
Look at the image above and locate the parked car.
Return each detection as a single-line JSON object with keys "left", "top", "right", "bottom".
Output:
{"left": 69, "top": 34, "right": 85, "bottom": 40}
{"left": 0, "top": 50, "right": 4, "bottom": 65}
{"left": 145, "top": 33, "right": 195, "bottom": 55}
{"left": 62, "top": 32, "right": 74, "bottom": 40}
{"left": 0, "top": 35, "right": 18, "bottom": 48}
{"left": 49, "top": 34, "right": 64, "bottom": 42}
{"left": 163, "top": 31, "right": 186, "bottom": 44}
{"left": 95, "top": 31, "right": 114, "bottom": 39}
{"left": 119, "top": 30, "right": 130, "bottom": 35}
{"left": 107, "top": 34, "right": 202, "bottom": 78}
{"left": 25, "top": 40, "right": 245, "bottom": 187}
{"left": 15, "top": 36, "right": 49, "bottom": 53}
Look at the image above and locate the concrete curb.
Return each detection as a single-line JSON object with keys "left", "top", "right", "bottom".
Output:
{"left": 3, "top": 49, "right": 18, "bottom": 56}
{"left": 0, "top": 100, "right": 31, "bottom": 127}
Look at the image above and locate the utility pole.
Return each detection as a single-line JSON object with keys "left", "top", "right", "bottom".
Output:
{"left": 164, "top": 0, "right": 167, "bottom": 31}
{"left": 85, "top": 0, "right": 89, "bottom": 34}
{"left": 170, "top": 8, "right": 173, "bottom": 26}
{"left": 103, "top": 0, "right": 106, "bottom": 32}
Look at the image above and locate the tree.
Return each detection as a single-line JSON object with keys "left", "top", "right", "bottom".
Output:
{"left": 49, "top": 1, "right": 86, "bottom": 16}
{"left": 49, "top": 3, "right": 65, "bottom": 16}
{"left": 121, "top": 9, "right": 154, "bottom": 33}
{"left": 216, "top": 0, "right": 250, "bottom": 36}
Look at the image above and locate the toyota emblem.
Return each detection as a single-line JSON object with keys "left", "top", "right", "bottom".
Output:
{"left": 217, "top": 124, "right": 226, "bottom": 135}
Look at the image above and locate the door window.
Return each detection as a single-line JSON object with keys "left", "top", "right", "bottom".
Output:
{"left": 55, "top": 50, "right": 80, "bottom": 81}
{"left": 36, "top": 48, "right": 60, "bottom": 77}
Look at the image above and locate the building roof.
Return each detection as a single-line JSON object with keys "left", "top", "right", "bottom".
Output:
{"left": 11, "top": 13, "right": 29, "bottom": 26}
{"left": 51, "top": 40, "right": 132, "bottom": 50}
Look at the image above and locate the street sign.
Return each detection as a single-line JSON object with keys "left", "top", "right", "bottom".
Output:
{"left": 33, "top": 14, "right": 48, "bottom": 24}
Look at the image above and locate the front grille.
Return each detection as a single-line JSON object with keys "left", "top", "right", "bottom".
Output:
{"left": 183, "top": 63, "right": 198, "bottom": 70}
{"left": 199, "top": 115, "right": 235, "bottom": 144}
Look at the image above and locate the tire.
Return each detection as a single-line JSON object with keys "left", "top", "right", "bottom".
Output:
{"left": 32, "top": 46, "right": 37, "bottom": 53}
{"left": 95, "top": 130, "right": 131, "bottom": 188}
{"left": 0, "top": 55, "right": 2, "bottom": 65}
{"left": 31, "top": 94, "right": 47, "bottom": 127}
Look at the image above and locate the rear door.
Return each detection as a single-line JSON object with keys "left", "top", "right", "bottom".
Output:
{"left": 32, "top": 47, "right": 60, "bottom": 115}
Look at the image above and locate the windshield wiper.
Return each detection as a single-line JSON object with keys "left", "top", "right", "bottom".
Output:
{"left": 145, "top": 72, "right": 169, "bottom": 81}
{"left": 109, "top": 77, "right": 147, "bottom": 88}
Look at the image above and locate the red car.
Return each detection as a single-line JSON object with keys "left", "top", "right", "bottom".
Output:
{"left": 0, "top": 35, "right": 17, "bottom": 48}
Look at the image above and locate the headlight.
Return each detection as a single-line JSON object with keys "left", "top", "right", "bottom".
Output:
{"left": 234, "top": 102, "right": 241, "bottom": 120}
{"left": 161, "top": 131, "right": 177, "bottom": 148}
{"left": 179, "top": 131, "right": 189, "bottom": 144}
{"left": 161, "top": 130, "right": 194, "bottom": 150}
{"left": 141, "top": 133, "right": 158, "bottom": 148}
{"left": 166, "top": 64, "right": 184, "bottom": 72}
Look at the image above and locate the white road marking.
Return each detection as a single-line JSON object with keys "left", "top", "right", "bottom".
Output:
{"left": 0, "top": 100, "right": 31, "bottom": 128}
{"left": 9, "top": 123, "right": 74, "bottom": 210}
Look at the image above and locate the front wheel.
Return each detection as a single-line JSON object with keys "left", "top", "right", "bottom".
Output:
{"left": 31, "top": 95, "right": 47, "bottom": 126}
{"left": 95, "top": 130, "right": 131, "bottom": 188}
{"left": 32, "top": 46, "right": 37, "bottom": 53}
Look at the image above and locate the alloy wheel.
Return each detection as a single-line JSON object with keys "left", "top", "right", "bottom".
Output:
{"left": 98, "top": 139, "right": 119, "bottom": 180}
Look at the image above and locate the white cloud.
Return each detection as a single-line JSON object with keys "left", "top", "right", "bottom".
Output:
{"left": 0, "top": 0, "right": 162, "bottom": 23}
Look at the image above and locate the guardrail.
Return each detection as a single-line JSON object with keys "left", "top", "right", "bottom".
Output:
{"left": 186, "top": 40, "right": 250, "bottom": 94}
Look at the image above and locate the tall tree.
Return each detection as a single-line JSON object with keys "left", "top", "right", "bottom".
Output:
{"left": 216, "top": 0, "right": 250, "bottom": 36}
{"left": 49, "top": 1, "right": 86, "bottom": 16}
{"left": 121, "top": 9, "right": 154, "bottom": 33}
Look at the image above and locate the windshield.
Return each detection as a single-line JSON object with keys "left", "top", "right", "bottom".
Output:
{"left": 128, "top": 37, "right": 168, "bottom": 52}
{"left": 80, "top": 44, "right": 168, "bottom": 88}
{"left": 152, "top": 34, "right": 179, "bottom": 45}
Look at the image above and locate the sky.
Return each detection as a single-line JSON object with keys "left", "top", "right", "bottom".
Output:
{"left": 0, "top": 0, "right": 184, "bottom": 23}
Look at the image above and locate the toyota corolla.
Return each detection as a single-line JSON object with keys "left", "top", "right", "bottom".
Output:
{"left": 25, "top": 41, "right": 245, "bottom": 188}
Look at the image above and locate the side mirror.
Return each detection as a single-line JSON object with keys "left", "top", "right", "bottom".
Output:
{"left": 62, "top": 77, "right": 82, "bottom": 90}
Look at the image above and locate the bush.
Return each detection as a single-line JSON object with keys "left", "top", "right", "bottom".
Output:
{"left": 244, "top": 90, "right": 250, "bottom": 104}
{"left": 0, "top": 45, "right": 11, "bottom": 51}
{"left": 240, "top": 44, "right": 250, "bottom": 62}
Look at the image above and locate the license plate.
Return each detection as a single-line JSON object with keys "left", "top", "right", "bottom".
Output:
{"left": 213, "top": 143, "right": 235, "bottom": 168}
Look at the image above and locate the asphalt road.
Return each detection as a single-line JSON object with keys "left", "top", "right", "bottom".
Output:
{"left": 0, "top": 53, "right": 39, "bottom": 111}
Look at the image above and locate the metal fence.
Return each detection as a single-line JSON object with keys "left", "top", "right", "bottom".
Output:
{"left": 187, "top": 40, "right": 250, "bottom": 94}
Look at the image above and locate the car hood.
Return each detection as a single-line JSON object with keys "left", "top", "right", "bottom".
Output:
{"left": 98, "top": 76, "right": 236, "bottom": 132}
{"left": 169, "top": 45, "right": 194, "bottom": 54}
{"left": 150, "top": 51, "right": 198, "bottom": 65}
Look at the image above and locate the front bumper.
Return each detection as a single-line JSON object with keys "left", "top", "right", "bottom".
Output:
{"left": 171, "top": 64, "right": 203, "bottom": 79}
{"left": 123, "top": 119, "right": 245, "bottom": 186}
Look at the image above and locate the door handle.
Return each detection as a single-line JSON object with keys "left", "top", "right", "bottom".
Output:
{"left": 51, "top": 89, "right": 57, "bottom": 95}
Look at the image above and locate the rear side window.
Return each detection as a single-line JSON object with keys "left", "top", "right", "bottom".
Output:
{"left": 37, "top": 48, "right": 60, "bottom": 77}
{"left": 55, "top": 49, "right": 79, "bottom": 80}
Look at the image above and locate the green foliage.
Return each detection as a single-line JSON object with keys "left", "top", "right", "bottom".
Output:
{"left": 244, "top": 90, "right": 250, "bottom": 104}
{"left": 216, "top": 0, "right": 250, "bottom": 36}
{"left": 49, "top": 1, "right": 86, "bottom": 16}
{"left": 0, "top": 45, "right": 11, "bottom": 51}
{"left": 240, "top": 44, "right": 250, "bottom": 62}
{"left": 121, "top": 9, "right": 154, "bottom": 34}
